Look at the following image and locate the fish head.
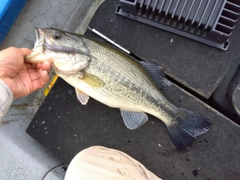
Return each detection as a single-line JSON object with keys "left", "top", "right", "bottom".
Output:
{"left": 25, "top": 27, "right": 91, "bottom": 75}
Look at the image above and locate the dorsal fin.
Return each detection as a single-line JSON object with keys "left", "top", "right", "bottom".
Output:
{"left": 139, "top": 61, "right": 171, "bottom": 89}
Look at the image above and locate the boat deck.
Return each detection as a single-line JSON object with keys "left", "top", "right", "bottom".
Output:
{"left": 1, "top": 0, "right": 240, "bottom": 179}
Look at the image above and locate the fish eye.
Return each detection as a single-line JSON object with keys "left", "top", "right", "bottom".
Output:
{"left": 53, "top": 32, "right": 61, "bottom": 40}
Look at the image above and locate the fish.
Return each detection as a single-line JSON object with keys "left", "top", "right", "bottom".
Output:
{"left": 25, "top": 27, "right": 211, "bottom": 151}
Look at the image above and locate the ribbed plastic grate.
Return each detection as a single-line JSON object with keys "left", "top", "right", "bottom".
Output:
{"left": 116, "top": 0, "right": 240, "bottom": 50}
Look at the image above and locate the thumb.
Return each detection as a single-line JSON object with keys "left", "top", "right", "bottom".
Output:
{"left": 18, "top": 48, "right": 32, "bottom": 57}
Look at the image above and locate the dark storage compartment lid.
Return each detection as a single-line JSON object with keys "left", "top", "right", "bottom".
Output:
{"left": 116, "top": 0, "right": 240, "bottom": 50}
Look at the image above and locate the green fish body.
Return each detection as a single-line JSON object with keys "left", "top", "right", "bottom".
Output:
{"left": 25, "top": 28, "right": 211, "bottom": 151}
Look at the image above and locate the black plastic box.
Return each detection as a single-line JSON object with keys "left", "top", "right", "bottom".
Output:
{"left": 116, "top": 0, "right": 240, "bottom": 50}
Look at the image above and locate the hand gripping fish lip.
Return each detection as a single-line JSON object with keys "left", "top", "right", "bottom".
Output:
{"left": 24, "top": 28, "right": 48, "bottom": 63}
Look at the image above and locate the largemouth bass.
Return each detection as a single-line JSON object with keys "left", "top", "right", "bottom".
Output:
{"left": 25, "top": 27, "right": 211, "bottom": 151}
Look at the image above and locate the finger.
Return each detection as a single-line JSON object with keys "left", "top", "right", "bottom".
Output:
{"left": 25, "top": 62, "right": 37, "bottom": 69}
{"left": 18, "top": 48, "right": 32, "bottom": 57}
{"left": 41, "top": 70, "right": 50, "bottom": 83}
{"left": 28, "top": 70, "right": 41, "bottom": 81}
{"left": 31, "top": 70, "right": 50, "bottom": 91}
{"left": 41, "top": 61, "right": 51, "bottom": 73}
{"left": 36, "top": 61, "right": 51, "bottom": 73}
{"left": 29, "top": 68, "right": 50, "bottom": 82}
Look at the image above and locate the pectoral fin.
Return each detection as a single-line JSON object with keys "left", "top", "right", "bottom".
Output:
{"left": 120, "top": 109, "right": 148, "bottom": 130}
{"left": 75, "top": 88, "right": 89, "bottom": 105}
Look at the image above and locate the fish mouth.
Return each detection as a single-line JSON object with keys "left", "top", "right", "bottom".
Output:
{"left": 25, "top": 28, "right": 50, "bottom": 63}
{"left": 34, "top": 27, "right": 43, "bottom": 47}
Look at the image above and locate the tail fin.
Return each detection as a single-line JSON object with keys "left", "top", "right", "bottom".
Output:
{"left": 167, "top": 108, "right": 211, "bottom": 151}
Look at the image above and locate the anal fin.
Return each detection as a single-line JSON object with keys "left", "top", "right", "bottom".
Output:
{"left": 120, "top": 109, "right": 148, "bottom": 130}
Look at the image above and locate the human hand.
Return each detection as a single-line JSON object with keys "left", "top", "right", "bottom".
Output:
{"left": 0, "top": 47, "right": 51, "bottom": 99}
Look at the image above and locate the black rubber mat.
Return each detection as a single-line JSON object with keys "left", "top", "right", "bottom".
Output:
{"left": 26, "top": 77, "right": 240, "bottom": 179}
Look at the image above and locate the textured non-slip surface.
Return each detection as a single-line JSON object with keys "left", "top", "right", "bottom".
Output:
{"left": 27, "top": 77, "right": 240, "bottom": 180}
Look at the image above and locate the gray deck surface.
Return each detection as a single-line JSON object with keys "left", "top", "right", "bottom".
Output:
{"left": 1, "top": 0, "right": 240, "bottom": 180}
{"left": 0, "top": 0, "right": 99, "bottom": 179}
